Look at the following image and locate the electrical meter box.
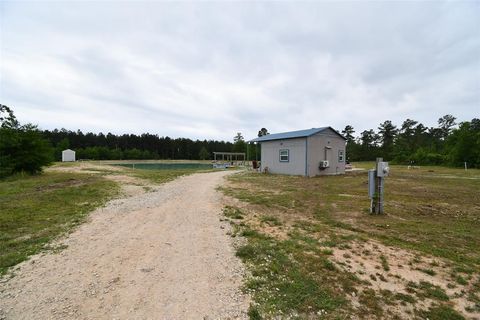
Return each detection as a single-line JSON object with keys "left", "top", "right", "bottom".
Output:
{"left": 368, "top": 169, "right": 376, "bottom": 198}
{"left": 377, "top": 161, "right": 389, "bottom": 177}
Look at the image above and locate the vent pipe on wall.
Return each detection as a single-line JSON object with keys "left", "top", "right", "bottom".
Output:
{"left": 324, "top": 146, "right": 332, "bottom": 160}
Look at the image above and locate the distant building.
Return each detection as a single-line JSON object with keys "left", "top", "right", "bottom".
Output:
{"left": 62, "top": 149, "right": 76, "bottom": 162}
{"left": 249, "top": 127, "right": 346, "bottom": 177}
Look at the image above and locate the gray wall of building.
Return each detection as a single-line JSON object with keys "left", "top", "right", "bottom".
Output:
{"left": 260, "top": 138, "right": 306, "bottom": 176}
{"left": 307, "top": 128, "right": 346, "bottom": 176}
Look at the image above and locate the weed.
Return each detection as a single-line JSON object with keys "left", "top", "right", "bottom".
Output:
{"left": 454, "top": 265, "right": 475, "bottom": 275}
{"left": 411, "top": 281, "right": 449, "bottom": 301}
{"left": 455, "top": 274, "right": 468, "bottom": 286}
{"left": 362, "top": 249, "right": 371, "bottom": 256}
{"left": 322, "top": 259, "right": 337, "bottom": 271}
{"left": 259, "top": 215, "right": 281, "bottom": 226}
{"left": 248, "top": 305, "right": 262, "bottom": 320}
{"left": 418, "top": 305, "right": 465, "bottom": 320}
{"left": 236, "top": 244, "right": 257, "bottom": 259}
{"left": 419, "top": 268, "right": 436, "bottom": 276}
{"left": 394, "top": 293, "right": 416, "bottom": 304}
{"left": 320, "top": 249, "right": 333, "bottom": 255}
{"left": 233, "top": 222, "right": 349, "bottom": 317}
{"left": 380, "top": 254, "right": 390, "bottom": 271}
{"left": 377, "top": 273, "right": 388, "bottom": 282}
{"left": 430, "top": 260, "right": 440, "bottom": 267}
{"left": 223, "top": 206, "right": 244, "bottom": 219}
{"left": 358, "top": 288, "right": 383, "bottom": 317}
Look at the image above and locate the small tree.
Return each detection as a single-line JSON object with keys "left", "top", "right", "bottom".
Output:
{"left": 341, "top": 125, "right": 355, "bottom": 143}
{"left": 233, "top": 132, "right": 244, "bottom": 143}
{"left": 257, "top": 128, "right": 269, "bottom": 137}
{"left": 198, "top": 146, "right": 209, "bottom": 160}
{"left": 0, "top": 106, "right": 53, "bottom": 177}
{"left": 0, "top": 104, "right": 19, "bottom": 129}
{"left": 378, "top": 120, "right": 398, "bottom": 159}
{"left": 438, "top": 114, "right": 457, "bottom": 140}
{"left": 232, "top": 132, "right": 246, "bottom": 153}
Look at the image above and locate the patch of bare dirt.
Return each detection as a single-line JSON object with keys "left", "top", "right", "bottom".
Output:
{"left": 0, "top": 171, "right": 249, "bottom": 319}
{"left": 48, "top": 163, "right": 151, "bottom": 197}
{"left": 331, "top": 240, "right": 479, "bottom": 319}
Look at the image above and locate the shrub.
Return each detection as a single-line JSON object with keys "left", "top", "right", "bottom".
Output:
{"left": 0, "top": 106, "right": 53, "bottom": 177}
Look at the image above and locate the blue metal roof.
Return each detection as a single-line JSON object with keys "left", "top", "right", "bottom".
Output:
{"left": 248, "top": 126, "right": 346, "bottom": 143}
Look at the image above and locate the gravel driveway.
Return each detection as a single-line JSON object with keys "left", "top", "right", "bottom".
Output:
{"left": 0, "top": 171, "right": 249, "bottom": 319}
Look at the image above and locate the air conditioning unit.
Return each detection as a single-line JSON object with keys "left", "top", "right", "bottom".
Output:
{"left": 319, "top": 160, "right": 329, "bottom": 169}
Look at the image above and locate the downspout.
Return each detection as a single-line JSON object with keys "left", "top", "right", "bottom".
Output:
{"left": 305, "top": 137, "right": 308, "bottom": 177}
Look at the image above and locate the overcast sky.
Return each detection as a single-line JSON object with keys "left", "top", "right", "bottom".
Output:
{"left": 0, "top": 1, "right": 478, "bottom": 141}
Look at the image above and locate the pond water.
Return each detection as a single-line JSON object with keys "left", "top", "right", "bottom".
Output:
{"left": 114, "top": 163, "right": 212, "bottom": 170}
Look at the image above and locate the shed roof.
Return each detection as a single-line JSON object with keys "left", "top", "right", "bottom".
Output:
{"left": 248, "top": 127, "right": 346, "bottom": 143}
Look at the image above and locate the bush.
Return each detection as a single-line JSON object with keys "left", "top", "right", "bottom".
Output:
{"left": 0, "top": 125, "right": 53, "bottom": 177}
{"left": 0, "top": 106, "right": 53, "bottom": 178}
{"left": 411, "top": 148, "right": 446, "bottom": 165}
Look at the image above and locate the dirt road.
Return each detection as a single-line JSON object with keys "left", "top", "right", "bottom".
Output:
{"left": 0, "top": 171, "right": 249, "bottom": 319}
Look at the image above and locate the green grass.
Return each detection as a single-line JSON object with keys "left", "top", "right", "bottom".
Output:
{"left": 223, "top": 206, "right": 244, "bottom": 219}
{"left": 394, "top": 292, "right": 416, "bottom": 304}
{"left": 419, "top": 268, "right": 437, "bottom": 276}
{"left": 259, "top": 215, "right": 281, "bottom": 226}
{"left": 224, "top": 165, "right": 480, "bottom": 267}
{"left": 0, "top": 171, "right": 118, "bottom": 275}
{"left": 418, "top": 305, "right": 465, "bottom": 320}
{"left": 236, "top": 229, "right": 350, "bottom": 318}
{"left": 380, "top": 255, "right": 390, "bottom": 272}
{"left": 455, "top": 274, "right": 468, "bottom": 286}
{"left": 221, "top": 164, "right": 479, "bottom": 318}
{"left": 407, "top": 281, "right": 449, "bottom": 301}
{"left": 128, "top": 167, "right": 216, "bottom": 184}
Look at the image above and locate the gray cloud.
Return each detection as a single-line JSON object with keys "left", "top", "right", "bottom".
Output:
{"left": 0, "top": 1, "right": 478, "bottom": 141}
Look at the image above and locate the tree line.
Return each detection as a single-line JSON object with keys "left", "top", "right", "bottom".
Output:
{"left": 43, "top": 129, "right": 239, "bottom": 161}
{"left": 0, "top": 105, "right": 259, "bottom": 178}
{"left": 1, "top": 103, "right": 478, "bottom": 178}
{"left": 341, "top": 115, "right": 480, "bottom": 167}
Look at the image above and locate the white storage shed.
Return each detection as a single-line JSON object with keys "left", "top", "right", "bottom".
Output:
{"left": 62, "top": 149, "right": 76, "bottom": 162}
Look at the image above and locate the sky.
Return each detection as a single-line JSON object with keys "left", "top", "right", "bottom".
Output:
{"left": 0, "top": 1, "right": 479, "bottom": 142}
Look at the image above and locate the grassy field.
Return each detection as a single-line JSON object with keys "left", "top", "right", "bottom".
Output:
{"left": 0, "top": 171, "right": 118, "bottom": 275}
{"left": 128, "top": 167, "right": 217, "bottom": 184}
{"left": 221, "top": 164, "right": 480, "bottom": 319}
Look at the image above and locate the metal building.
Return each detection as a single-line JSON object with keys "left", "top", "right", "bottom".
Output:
{"left": 62, "top": 149, "right": 76, "bottom": 162}
{"left": 248, "top": 127, "right": 346, "bottom": 177}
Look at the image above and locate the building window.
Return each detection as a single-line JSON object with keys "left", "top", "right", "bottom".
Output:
{"left": 279, "top": 149, "right": 289, "bottom": 162}
{"left": 338, "top": 150, "right": 344, "bottom": 162}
